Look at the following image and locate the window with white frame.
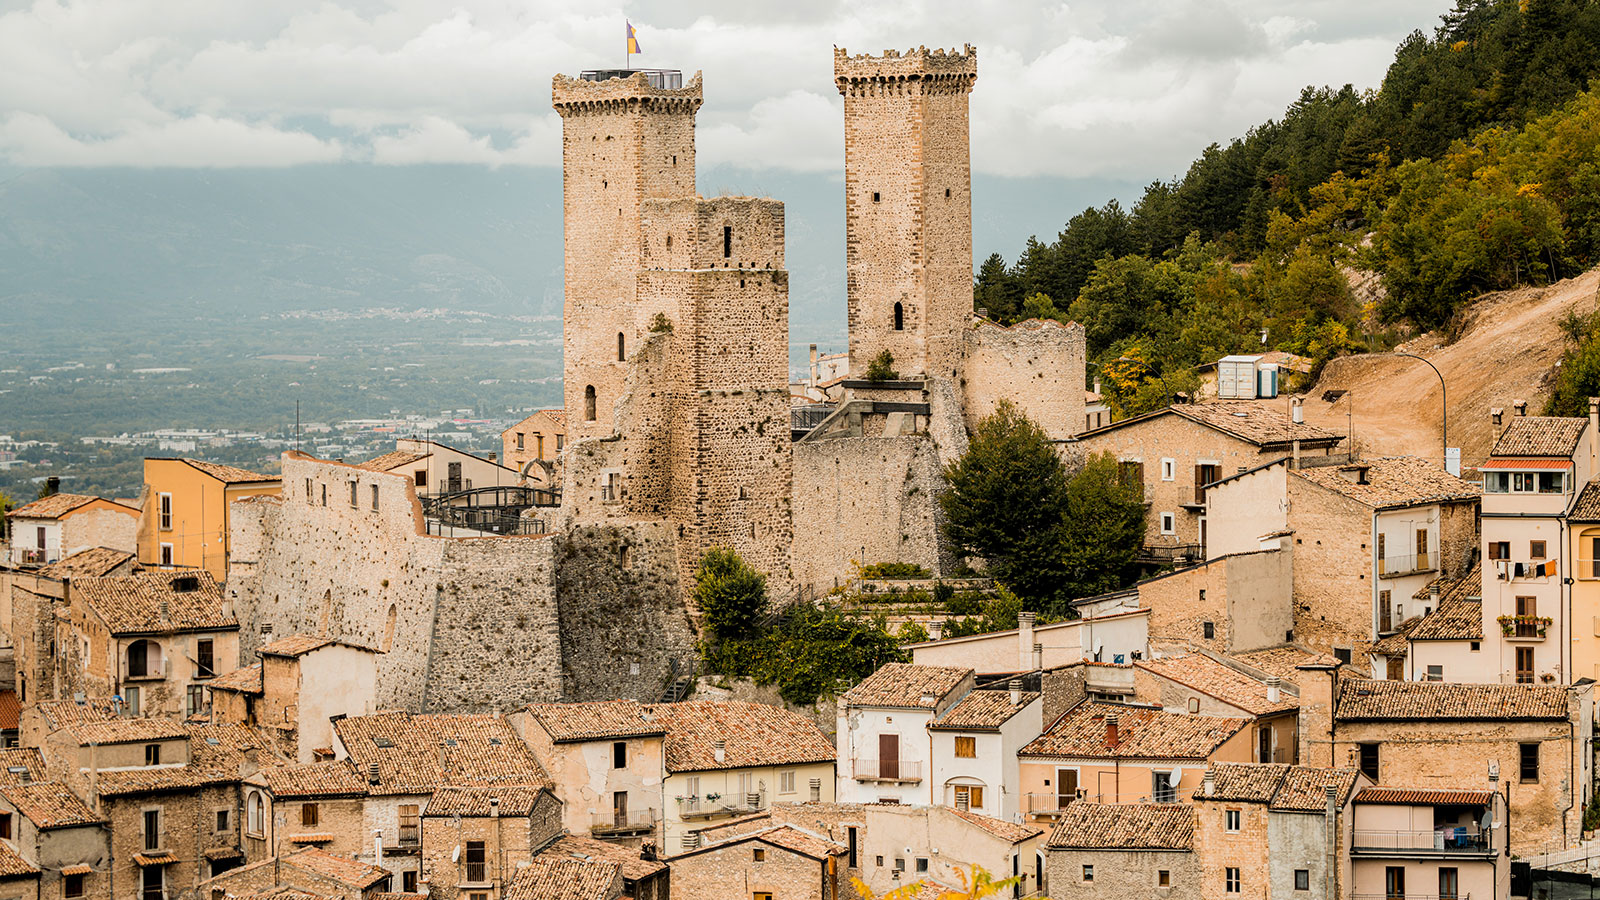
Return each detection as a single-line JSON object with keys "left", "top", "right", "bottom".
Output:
{"left": 1160, "top": 512, "right": 1176, "bottom": 535}
{"left": 779, "top": 771, "right": 795, "bottom": 794}
{"left": 158, "top": 493, "right": 172, "bottom": 531}
{"left": 1161, "top": 458, "right": 1176, "bottom": 481}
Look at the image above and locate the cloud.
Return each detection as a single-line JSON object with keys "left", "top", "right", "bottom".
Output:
{"left": 0, "top": 0, "right": 1456, "bottom": 178}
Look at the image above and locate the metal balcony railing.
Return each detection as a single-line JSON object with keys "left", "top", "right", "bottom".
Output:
{"left": 852, "top": 758, "right": 923, "bottom": 783}
{"left": 1353, "top": 894, "right": 1469, "bottom": 899}
{"left": 1378, "top": 553, "right": 1433, "bottom": 577}
{"left": 591, "top": 809, "right": 658, "bottom": 835}
{"left": 1352, "top": 829, "right": 1491, "bottom": 854}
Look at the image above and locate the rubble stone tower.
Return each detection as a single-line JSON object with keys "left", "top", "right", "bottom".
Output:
{"left": 835, "top": 46, "right": 978, "bottom": 381}
{"left": 552, "top": 71, "right": 702, "bottom": 442}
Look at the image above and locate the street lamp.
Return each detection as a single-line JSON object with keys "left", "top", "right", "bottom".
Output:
{"left": 1390, "top": 352, "right": 1448, "bottom": 469}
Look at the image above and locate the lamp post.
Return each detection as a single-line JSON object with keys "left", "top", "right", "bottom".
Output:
{"left": 1391, "top": 352, "right": 1447, "bottom": 467}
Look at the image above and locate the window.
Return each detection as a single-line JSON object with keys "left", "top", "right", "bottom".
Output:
{"left": 414, "top": 470, "right": 426, "bottom": 489}
{"left": 196, "top": 639, "right": 214, "bottom": 677}
{"left": 536, "top": 434, "right": 544, "bottom": 458}
{"left": 1379, "top": 590, "right": 1392, "bottom": 632}
{"left": 1158, "top": 870, "right": 1171, "bottom": 888}
{"left": 516, "top": 432, "right": 525, "bottom": 450}
{"left": 954, "top": 784, "right": 984, "bottom": 810}
{"left": 63, "top": 874, "right": 84, "bottom": 899}
{"left": 1202, "top": 621, "right": 1215, "bottom": 640}
{"left": 1082, "top": 865, "right": 1094, "bottom": 882}
{"left": 0, "top": 813, "right": 9, "bottom": 839}
{"left": 1517, "top": 646, "right": 1536, "bottom": 684}
{"left": 601, "top": 470, "right": 620, "bottom": 502}
{"left": 158, "top": 493, "right": 172, "bottom": 531}
{"left": 188, "top": 684, "right": 205, "bottom": 717}
{"left": 1439, "top": 867, "right": 1459, "bottom": 900}
{"left": 872, "top": 192, "right": 881, "bottom": 202}
{"left": 402, "top": 872, "right": 418, "bottom": 893}
{"left": 1225, "top": 809, "right": 1241, "bottom": 832}
{"left": 1358, "top": 743, "right": 1379, "bottom": 781}
{"left": 916, "top": 858, "right": 928, "bottom": 872}
{"left": 1294, "top": 869, "right": 1310, "bottom": 891}
{"left": 1160, "top": 512, "right": 1176, "bottom": 535}
{"left": 1489, "top": 541, "right": 1510, "bottom": 560}
{"left": 1333, "top": 648, "right": 1352, "bottom": 665}
{"left": 1531, "top": 540, "right": 1546, "bottom": 559}
{"left": 779, "top": 770, "right": 795, "bottom": 794}
{"left": 320, "top": 484, "right": 327, "bottom": 506}
{"left": 1520, "top": 742, "right": 1540, "bottom": 782}
{"left": 1152, "top": 771, "right": 1175, "bottom": 803}
{"left": 618, "top": 332, "right": 626, "bottom": 362}
{"left": 954, "top": 736, "right": 977, "bottom": 758}
{"left": 464, "top": 840, "right": 486, "bottom": 883}
{"left": 371, "top": 484, "right": 380, "bottom": 511}
{"left": 128, "top": 640, "right": 153, "bottom": 678}
{"left": 894, "top": 858, "right": 905, "bottom": 871}
{"left": 247, "top": 792, "right": 263, "bottom": 835}
{"left": 847, "top": 827, "right": 858, "bottom": 868}
{"left": 723, "top": 225, "right": 732, "bottom": 258}
{"left": 143, "top": 808, "right": 161, "bottom": 851}
{"left": 144, "top": 743, "right": 161, "bottom": 766}
{"left": 893, "top": 302, "right": 904, "bottom": 331}
{"left": 1225, "top": 867, "right": 1241, "bottom": 893}
{"left": 752, "top": 848, "right": 765, "bottom": 862}
{"left": 305, "top": 478, "right": 313, "bottom": 501}
{"left": 159, "top": 543, "right": 172, "bottom": 566}
{"left": 399, "top": 805, "right": 420, "bottom": 844}
{"left": 612, "top": 741, "right": 626, "bottom": 769}
{"left": 1540, "top": 472, "right": 1565, "bottom": 493}
{"left": 755, "top": 894, "right": 774, "bottom": 900}
{"left": 584, "top": 385, "right": 597, "bottom": 421}
{"left": 302, "top": 803, "right": 319, "bottom": 827}
{"left": 1161, "top": 458, "right": 1176, "bottom": 481}
{"left": 124, "top": 685, "right": 140, "bottom": 717}
{"left": 1194, "top": 463, "right": 1220, "bottom": 504}
{"left": 1426, "top": 665, "right": 1443, "bottom": 682}
{"left": 556, "top": 435, "right": 564, "bottom": 450}
{"left": 216, "top": 808, "right": 229, "bottom": 832}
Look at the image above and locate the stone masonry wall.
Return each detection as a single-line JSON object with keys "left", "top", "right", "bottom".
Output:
{"left": 963, "top": 317, "right": 1087, "bottom": 441}
{"left": 1284, "top": 479, "right": 1376, "bottom": 658}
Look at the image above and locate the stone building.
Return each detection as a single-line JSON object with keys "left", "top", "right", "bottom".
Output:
{"left": 199, "top": 847, "right": 393, "bottom": 900}
{"left": 207, "top": 635, "right": 378, "bottom": 763}
{"left": 1132, "top": 654, "right": 1300, "bottom": 765}
{"left": 241, "top": 762, "right": 371, "bottom": 864}
{"left": 513, "top": 700, "right": 665, "bottom": 844}
{"left": 1367, "top": 561, "right": 1483, "bottom": 682}
{"left": 1043, "top": 802, "right": 1197, "bottom": 899}
{"left": 835, "top": 663, "right": 974, "bottom": 807}
{"left": 668, "top": 824, "right": 847, "bottom": 900}
{"left": 2, "top": 493, "right": 138, "bottom": 568}
{"left": 501, "top": 410, "right": 567, "bottom": 489}
{"left": 0, "top": 780, "right": 106, "bottom": 900}
{"left": 419, "top": 785, "right": 562, "bottom": 900}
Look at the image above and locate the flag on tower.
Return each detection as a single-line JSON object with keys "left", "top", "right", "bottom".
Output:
{"left": 627, "top": 21, "right": 641, "bottom": 56}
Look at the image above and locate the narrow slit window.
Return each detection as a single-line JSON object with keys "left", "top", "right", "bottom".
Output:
{"left": 723, "top": 226, "right": 732, "bottom": 258}
{"left": 893, "top": 302, "right": 904, "bottom": 331}
{"left": 618, "top": 332, "right": 626, "bottom": 362}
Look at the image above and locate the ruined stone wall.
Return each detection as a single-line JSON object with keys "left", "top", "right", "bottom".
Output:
{"left": 962, "top": 318, "right": 1087, "bottom": 441}
{"left": 1284, "top": 478, "right": 1374, "bottom": 658}
{"left": 836, "top": 46, "right": 977, "bottom": 380}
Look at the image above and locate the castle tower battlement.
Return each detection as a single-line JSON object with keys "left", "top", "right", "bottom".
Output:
{"left": 835, "top": 46, "right": 977, "bottom": 381}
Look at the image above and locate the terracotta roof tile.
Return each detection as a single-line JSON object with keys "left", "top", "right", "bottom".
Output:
{"left": 542, "top": 409, "right": 567, "bottom": 426}
{"left": 72, "top": 570, "right": 236, "bottom": 634}
{"left": 1272, "top": 767, "right": 1362, "bottom": 812}
{"left": 1292, "top": 457, "right": 1480, "bottom": 509}
{"left": 257, "top": 635, "right": 370, "bottom": 657}
{"left": 503, "top": 858, "right": 619, "bottom": 900}
{"left": 357, "top": 451, "right": 430, "bottom": 473}
{"left": 542, "top": 834, "right": 667, "bottom": 883}
{"left": 424, "top": 785, "right": 548, "bottom": 817}
{"left": 1201, "top": 763, "right": 1360, "bottom": 812}
{"left": 1408, "top": 597, "right": 1482, "bottom": 643}
{"left": 647, "top": 701, "right": 836, "bottom": 773}
{"left": 1203, "top": 763, "right": 1291, "bottom": 803}
{"left": 523, "top": 701, "right": 665, "bottom": 743}
{"left": 0, "top": 691, "right": 17, "bottom": 732}
{"left": 1045, "top": 803, "right": 1194, "bottom": 850}
{"left": 180, "top": 459, "right": 277, "bottom": 484}
{"left": 1354, "top": 788, "right": 1496, "bottom": 806}
{"left": 0, "top": 841, "right": 38, "bottom": 878}
{"left": 1172, "top": 402, "right": 1342, "bottom": 448}
{"left": 1572, "top": 482, "right": 1600, "bottom": 520}
{"left": 1227, "top": 646, "right": 1322, "bottom": 680}
{"left": 1411, "top": 560, "right": 1481, "bottom": 604}
{"left": 38, "top": 548, "right": 139, "bottom": 579}
{"left": 283, "top": 848, "right": 391, "bottom": 890}
{"left": 207, "top": 664, "right": 263, "bottom": 695}
{"left": 32, "top": 699, "right": 118, "bottom": 730}
{"left": 188, "top": 724, "right": 283, "bottom": 769}
{"left": 64, "top": 718, "right": 187, "bottom": 745}
{"left": 1336, "top": 680, "right": 1568, "bottom": 721}
{"left": 6, "top": 493, "right": 100, "bottom": 519}
{"left": 0, "top": 782, "right": 103, "bottom": 829}
{"left": 334, "top": 711, "right": 549, "bottom": 795}
{"left": 927, "top": 689, "right": 1039, "bottom": 731}
{"left": 752, "top": 825, "right": 847, "bottom": 859}
{"left": 0, "top": 750, "right": 45, "bottom": 787}
{"left": 96, "top": 766, "right": 228, "bottom": 797}
{"left": 1135, "top": 655, "right": 1298, "bottom": 716}
{"left": 253, "top": 762, "right": 368, "bottom": 799}
{"left": 841, "top": 663, "right": 971, "bottom": 709}
{"left": 946, "top": 808, "right": 1044, "bottom": 843}
{"left": 1020, "top": 702, "right": 1248, "bottom": 761}
{"left": 1491, "top": 416, "right": 1588, "bottom": 457}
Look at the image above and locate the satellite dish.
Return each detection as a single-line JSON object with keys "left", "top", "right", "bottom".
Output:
{"left": 1170, "top": 767, "right": 1184, "bottom": 784}
{"left": 451, "top": 845, "right": 460, "bottom": 863}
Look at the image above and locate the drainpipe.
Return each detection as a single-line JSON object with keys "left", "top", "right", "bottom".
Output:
{"left": 491, "top": 797, "right": 502, "bottom": 889}
{"left": 1324, "top": 785, "right": 1338, "bottom": 900}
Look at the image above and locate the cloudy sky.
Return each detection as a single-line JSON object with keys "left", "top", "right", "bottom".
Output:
{"left": 0, "top": 0, "right": 1451, "bottom": 181}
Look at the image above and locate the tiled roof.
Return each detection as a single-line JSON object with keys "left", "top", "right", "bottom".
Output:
{"left": 0, "top": 749, "right": 45, "bottom": 787}
{"left": 283, "top": 847, "right": 392, "bottom": 890}
{"left": 0, "top": 841, "right": 38, "bottom": 878}
{"left": 72, "top": 570, "right": 236, "bottom": 634}
{"left": 64, "top": 718, "right": 187, "bottom": 745}
{"left": 1369, "top": 619, "right": 1418, "bottom": 657}
{"left": 523, "top": 700, "right": 665, "bottom": 743}
{"left": 647, "top": 701, "right": 836, "bottom": 773}
{"left": 1408, "top": 597, "right": 1482, "bottom": 643}
{"left": 253, "top": 762, "right": 368, "bottom": 799}
{"left": 1019, "top": 702, "right": 1248, "bottom": 761}
{"left": 1173, "top": 402, "right": 1342, "bottom": 448}
{"left": 1292, "top": 457, "right": 1480, "bottom": 509}
{"left": 257, "top": 634, "right": 371, "bottom": 657}
{"left": 334, "top": 711, "right": 549, "bottom": 795}
{"left": 1336, "top": 680, "right": 1569, "bottom": 721}
{"left": 32, "top": 699, "right": 118, "bottom": 730}
{"left": 840, "top": 663, "right": 971, "bottom": 709}
{"left": 357, "top": 450, "right": 430, "bottom": 473}
{"left": 503, "top": 858, "right": 619, "bottom": 900}
{"left": 207, "top": 664, "right": 263, "bottom": 695}
{"left": 1354, "top": 788, "right": 1496, "bottom": 806}
{"left": 0, "top": 782, "right": 102, "bottom": 829}
{"left": 1411, "top": 560, "right": 1482, "bottom": 604}
{"left": 6, "top": 493, "right": 99, "bottom": 519}
{"left": 927, "top": 689, "right": 1039, "bottom": 731}
{"left": 1203, "top": 763, "right": 1291, "bottom": 803}
{"left": 1201, "top": 763, "right": 1360, "bottom": 812}
{"left": 1227, "top": 646, "right": 1321, "bottom": 680}
{"left": 947, "top": 808, "right": 1044, "bottom": 843}
{"left": 181, "top": 459, "right": 278, "bottom": 484}
{"left": 1572, "top": 482, "right": 1600, "bottom": 520}
{"left": 1491, "top": 416, "right": 1588, "bottom": 457}
{"left": 1272, "top": 767, "right": 1362, "bottom": 812}
{"left": 542, "top": 834, "right": 667, "bottom": 883}
{"left": 39, "top": 547, "right": 139, "bottom": 579}
{"left": 1135, "top": 655, "right": 1298, "bottom": 716}
{"left": 542, "top": 409, "right": 567, "bottom": 426}
{"left": 424, "top": 785, "right": 548, "bottom": 817}
{"left": 1046, "top": 803, "right": 1194, "bottom": 850}
{"left": 0, "top": 691, "right": 17, "bottom": 732}
{"left": 96, "top": 766, "right": 228, "bottom": 797}
{"left": 754, "top": 825, "right": 847, "bottom": 859}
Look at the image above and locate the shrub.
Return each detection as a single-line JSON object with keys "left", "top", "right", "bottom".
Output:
{"left": 864, "top": 350, "right": 899, "bottom": 382}
{"left": 693, "top": 547, "right": 768, "bottom": 641}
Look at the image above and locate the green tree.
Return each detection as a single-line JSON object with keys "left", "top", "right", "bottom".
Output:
{"left": 1058, "top": 453, "right": 1148, "bottom": 598}
{"left": 0, "top": 489, "right": 11, "bottom": 543}
{"left": 1545, "top": 310, "right": 1600, "bottom": 416}
{"left": 692, "top": 547, "right": 768, "bottom": 641}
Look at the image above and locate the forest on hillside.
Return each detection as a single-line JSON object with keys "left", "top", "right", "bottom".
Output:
{"left": 976, "top": 0, "right": 1600, "bottom": 417}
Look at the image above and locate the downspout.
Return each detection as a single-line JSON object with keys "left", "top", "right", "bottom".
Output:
{"left": 1324, "top": 785, "right": 1337, "bottom": 900}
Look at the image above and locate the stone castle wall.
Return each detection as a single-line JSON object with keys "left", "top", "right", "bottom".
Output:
{"left": 962, "top": 317, "right": 1087, "bottom": 440}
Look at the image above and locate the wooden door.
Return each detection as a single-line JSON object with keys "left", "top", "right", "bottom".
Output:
{"left": 879, "top": 733, "right": 899, "bottom": 780}
{"left": 1056, "top": 769, "right": 1078, "bottom": 810}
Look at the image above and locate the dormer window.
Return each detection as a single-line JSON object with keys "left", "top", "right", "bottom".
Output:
{"left": 171, "top": 576, "right": 200, "bottom": 593}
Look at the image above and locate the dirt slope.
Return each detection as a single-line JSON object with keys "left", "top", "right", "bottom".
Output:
{"left": 1299, "top": 268, "right": 1600, "bottom": 468}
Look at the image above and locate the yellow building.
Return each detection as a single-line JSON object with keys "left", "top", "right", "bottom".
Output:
{"left": 1568, "top": 482, "right": 1600, "bottom": 680}
{"left": 138, "top": 458, "right": 280, "bottom": 578}
{"left": 501, "top": 409, "right": 566, "bottom": 490}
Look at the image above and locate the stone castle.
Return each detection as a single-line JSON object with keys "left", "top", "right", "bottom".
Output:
{"left": 227, "top": 46, "right": 1087, "bottom": 712}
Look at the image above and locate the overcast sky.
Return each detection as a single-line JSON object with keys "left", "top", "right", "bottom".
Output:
{"left": 0, "top": 0, "right": 1452, "bottom": 180}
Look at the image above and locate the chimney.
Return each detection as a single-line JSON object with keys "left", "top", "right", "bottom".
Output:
{"left": 1429, "top": 582, "right": 1440, "bottom": 611}
{"left": 1105, "top": 713, "right": 1119, "bottom": 748}
{"left": 1018, "top": 611, "right": 1037, "bottom": 671}
{"left": 367, "top": 762, "right": 380, "bottom": 785}
{"left": 1291, "top": 397, "right": 1304, "bottom": 424}
{"left": 1009, "top": 679, "right": 1023, "bottom": 707}
{"left": 489, "top": 797, "right": 500, "bottom": 818}
{"left": 1202, "top": 770, "right": 1215, "bottom": 797}
{"left": 1092, "top": 377, "right": 1102, "bottom": 395}
{"left": 1292, "top": 439, "right": 1301, "bottom": 470}
{"left": 373, "top": 830, "right": 384, "bottom": 867}
{"left": 487, "top": 452, "right": 497, "bottom": 463}
{"left": 1491, "top": 407, "right": 1504, "bottom": 437}
{"left": 1325, "top": 785, "right": 1340, "bottom": 900}
{"left": 809, "top": 344, "right": 819, "bottom": 386}
{"left": 1266, "top": 675, "right": 1281, "bottom": 704}
{"left": 159, "top": 600, "right": 170, "bottom": 625}
{"left": 928, "top": 620, "right": 943, "bottom": 640}
{"left": 1514, "top": 399, "right": 1528, "bottom": 417}
{"left": 44, "top": 476, "right": 60, "bottom": 497}
{"left": 714, "top": 739, "right": 726, "bottom": 764}
{"left": 1033, "top": 642, "right": 1044, "bottom": 671}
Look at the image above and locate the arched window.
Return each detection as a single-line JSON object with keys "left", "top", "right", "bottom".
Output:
{"left": 893, "top": 302, "right": 904, "bottom": 331}
{"left": 383, "top": 604, "right": 398, "bottom": 653}
{"left": 618, "top": 332, "right": 626, "bottom": 362}
{"left": 247, "top": 791, "right": 263, "bottom": 835}
{"left": 584, "top": 385, "right": 597, "bottom": 421}
{"left": 127, "top": 640, "right": 160, "bottom": 678}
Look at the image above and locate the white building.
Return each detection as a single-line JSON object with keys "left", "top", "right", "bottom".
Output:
{"left": 837, "top": 663, "right": 974, "bottom": 806}
{"left": 927, "top": 680, "right": 1044, "bottom": 821}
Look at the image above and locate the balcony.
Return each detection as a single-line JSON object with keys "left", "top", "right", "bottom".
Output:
{"left": 1352, "top": 828, "right": 1493, "bottom": 856}
{"left": 591, "top": 809, "right": 658, "bottom": 838}
{"left": 1378, "top": 553, "right": 1435, "bottom": 578}
{"left": 852, "top": 758, "right": 922, "bottom": 784}
{"left": 1496, "top": 615, "right": 1552, "bottom": 641}
{"left": 1353, "top": 894, "right": 1471, "bottom": 900}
